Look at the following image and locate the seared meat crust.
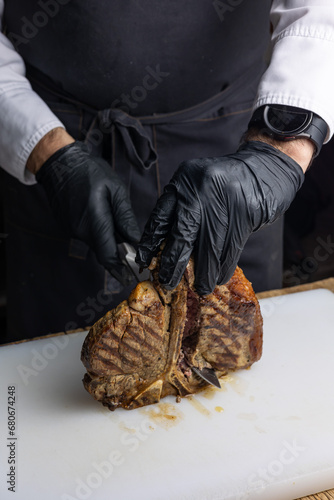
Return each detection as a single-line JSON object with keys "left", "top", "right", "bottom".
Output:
{"left": 81, "top": 259, "right": 263, "bottom": 410}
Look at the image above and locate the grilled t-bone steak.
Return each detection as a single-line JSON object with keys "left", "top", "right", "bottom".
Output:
{"left": 81, "top": 257, "right": 263, "bottom": 411}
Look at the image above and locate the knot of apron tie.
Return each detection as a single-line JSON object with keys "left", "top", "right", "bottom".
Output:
{"left": 98, "top": 108, "right": 158, "bottom": 171}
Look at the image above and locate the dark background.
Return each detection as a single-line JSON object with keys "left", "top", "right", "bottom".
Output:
{"left": 1, "top": 138, "right": 334, "bottom": 339}
{"left": 283, "top": 138, "right": 334, "bottom": 288}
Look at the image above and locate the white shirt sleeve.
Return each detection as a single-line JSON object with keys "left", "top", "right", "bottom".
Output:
{"left": 255, "top": 0, "right": 334, "bottom": 141}
{"left": 0, "top": 0, "right": 65, "bottom": 185}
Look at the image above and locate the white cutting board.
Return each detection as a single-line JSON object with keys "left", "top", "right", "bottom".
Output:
{"left": 1, "top": 289, "right": 334, "bottom": 500}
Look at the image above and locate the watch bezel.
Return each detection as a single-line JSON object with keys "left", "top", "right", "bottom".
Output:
{"left": 263, "top": 105, "right": 313, "bottom": 138}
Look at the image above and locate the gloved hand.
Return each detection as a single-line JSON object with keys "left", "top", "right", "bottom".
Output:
{"left": 36, "top": 141, "right": 141, "bottom": 285}
{"left": 136, "top": 141, "right": 304, "bottom": 295}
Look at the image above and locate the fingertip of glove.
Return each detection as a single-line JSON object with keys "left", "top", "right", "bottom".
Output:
{"left": 159, "top": 281, "right": 175, "bottom": 291}
{"left": 158, "top": 275, "right": 179, "bottom": 291}
{"left": 130, "top": 230, "right": 141, "bottom": 244}
{"left": 194, "top": 271, "right": 217, "bottom": 296}
{"left": 217, "top": 266, "right": 236, "bottom": 288}
{"left": 135, "top": 247, "right": 154, "bottom": 267}
{"left": 158, "top": 265, "right": 184, "bottom": 290}
{"left": 194, "top": 283, "right": 215, "bottom": 296}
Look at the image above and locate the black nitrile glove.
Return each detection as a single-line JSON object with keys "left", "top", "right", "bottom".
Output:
{"left": 36, "top": 141, "right": 141, "bottom": 285}
{"left": 136, "top": 141, "right": 304, "bottom": 295}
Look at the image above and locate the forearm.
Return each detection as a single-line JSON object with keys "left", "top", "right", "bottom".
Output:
{"left": 26, "top": 128, "right": 75, "bottom": 175}
{"left": 245, "top": 129, "right": 314, "bottom": 173}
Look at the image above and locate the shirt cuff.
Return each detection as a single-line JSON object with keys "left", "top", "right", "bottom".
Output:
{"left": 254, "top": 27, "right": 334, "bottom": 142}
{"left": 0, "top": 85, "right": 65, "bottom": 185}
{"left": 20, "top": 121, "right": 66, "bottom": 185}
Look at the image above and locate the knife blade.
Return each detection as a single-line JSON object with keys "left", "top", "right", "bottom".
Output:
{"left": 118, "top": 242, "right": 151, "bottom": 282}
{"left": 191, "top": 366, "right": 221, "bottom": 388}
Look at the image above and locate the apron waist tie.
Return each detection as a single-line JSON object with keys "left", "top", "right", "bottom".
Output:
{"left": 26, "top": 61, "right": 264, "bottom": 171}
{"left": 98, "top": 108, "right": 157, "bottom": 170}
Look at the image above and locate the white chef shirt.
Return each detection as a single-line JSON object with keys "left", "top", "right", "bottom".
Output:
{"left": 0, "top": 0, "right": 334, "bottom": 185}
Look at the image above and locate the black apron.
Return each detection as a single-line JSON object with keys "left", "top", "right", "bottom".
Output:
{"left": 2, "top": 1, "right": 281, "bottom": 343}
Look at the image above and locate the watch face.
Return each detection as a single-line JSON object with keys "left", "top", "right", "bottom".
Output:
{"left": 264, "top": 106, "right": 312, "bottom": 135}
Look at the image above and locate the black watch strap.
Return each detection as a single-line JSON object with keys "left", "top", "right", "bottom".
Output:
{"left": 248, "top": 105, "right": 328, "bottom": 157}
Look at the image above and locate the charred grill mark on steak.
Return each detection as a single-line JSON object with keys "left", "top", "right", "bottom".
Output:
{"left": 92, "top": 354, "right": 125, "bottom": 374}
{"left": 122, "top": 326, "right": 144, "bottom": 345}
{"left": 134, "top": 318, "right": 164, "bottom": 342}
{"left": 98, "top": 331, "right": 120, "bottom": 346}
{"left": 95, "top": 340, "right": 119, "bottom": 354}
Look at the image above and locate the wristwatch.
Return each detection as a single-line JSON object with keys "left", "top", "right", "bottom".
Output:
{"left": 248, "top": 105, "right": 328, "bottom": 156}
